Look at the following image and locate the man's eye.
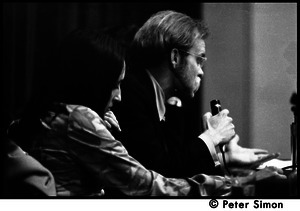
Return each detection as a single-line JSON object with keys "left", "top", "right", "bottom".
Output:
{"left": 197, "top": 58, "right": 203, "bottom": 65}
{"left": 197, "top": 57, "right": 206, "bottom": 67}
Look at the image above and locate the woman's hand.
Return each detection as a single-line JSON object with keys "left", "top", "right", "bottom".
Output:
{"left": 104, "top": 111, "right": 121, "bottom": 132}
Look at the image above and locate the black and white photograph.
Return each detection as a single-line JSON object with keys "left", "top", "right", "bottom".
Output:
{"left": 1, "top": 2, "right": 297, "bottom": 209}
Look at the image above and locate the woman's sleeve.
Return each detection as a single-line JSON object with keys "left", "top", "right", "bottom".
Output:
{"left": 65, "top": 106, "right": 199, "bottom": 196}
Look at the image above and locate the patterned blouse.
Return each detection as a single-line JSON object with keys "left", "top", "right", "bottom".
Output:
{"left": 27, "top": 103, "right": 230, "bottom": 197}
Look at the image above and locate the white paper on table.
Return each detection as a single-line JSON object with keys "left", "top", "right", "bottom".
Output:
{"left": 257, "top": 159, "right": 292, "bottom": 169}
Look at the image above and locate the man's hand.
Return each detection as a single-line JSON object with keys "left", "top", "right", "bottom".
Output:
{"left": 225, "top": 135, "right": 269, "bottom": 166}
{"left": 255, "top": 166, "right": 287, "bottom": 181}
{"left": 202, "top": 109, "right": 235, "bottom": 146}
{"left": 104, "top": 111, "right": 121, "bottom": 132}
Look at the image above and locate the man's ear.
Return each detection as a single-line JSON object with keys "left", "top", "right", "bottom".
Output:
{"left": 170, "top": 48, "right": 180, "bottom": 69}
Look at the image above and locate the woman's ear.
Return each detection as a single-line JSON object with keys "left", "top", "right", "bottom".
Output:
{"left": 170, "top": 48, "right": 180, "bottom": 69}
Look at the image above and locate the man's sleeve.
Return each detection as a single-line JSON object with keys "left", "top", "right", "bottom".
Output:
{"left": 114, "top": 73, "right": 221, "bottom": 177}
{"left": 199, "top": 133, "right": 222, "bottom": 168}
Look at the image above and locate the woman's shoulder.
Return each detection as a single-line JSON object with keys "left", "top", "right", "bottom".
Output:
{"left": 67, "top": 105, "right": 99, "bottom": 121}
{"left": 66, "top": 105, "right": 114, "bottom": 140}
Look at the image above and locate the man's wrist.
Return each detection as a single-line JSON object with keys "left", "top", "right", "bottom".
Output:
{"left": 199, "top": 130, "right": 218, "bottom": 146}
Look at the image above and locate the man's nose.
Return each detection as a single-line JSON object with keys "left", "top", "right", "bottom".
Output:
{"left": 198, "top": 67, "right": 204, "bottom": 78}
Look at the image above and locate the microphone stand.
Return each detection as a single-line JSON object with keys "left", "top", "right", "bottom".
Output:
{"left": 288, "top": 92, "right": 297, "bottom": 196}
{"left": 210, "top": 99, "right": 231, "bottom": 176}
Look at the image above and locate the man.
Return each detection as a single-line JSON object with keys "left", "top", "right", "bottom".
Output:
{"left": 114, "top": 10, "right": 268, "bottom": 178}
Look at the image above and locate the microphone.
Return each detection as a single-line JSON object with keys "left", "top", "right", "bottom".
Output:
{"left": 210, "top": 99, "right": 231, "bottom": 175}
{"left": 210, "top": 99, "right": 221, "bottom": 116}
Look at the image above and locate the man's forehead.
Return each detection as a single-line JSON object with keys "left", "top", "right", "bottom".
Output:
{"left": 191, "top": 38, "right": 206, "bottom": 54}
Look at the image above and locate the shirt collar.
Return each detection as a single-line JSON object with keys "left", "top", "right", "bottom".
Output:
{"left": 146, "top": 70, "right": 166, "bottom": 121}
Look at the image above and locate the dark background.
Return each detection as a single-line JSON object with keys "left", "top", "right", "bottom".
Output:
{"left": 2, "top": 2, "right": 204, "bottom": 145}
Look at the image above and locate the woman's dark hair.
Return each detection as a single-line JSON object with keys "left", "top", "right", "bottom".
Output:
{"left": 8, "top": 29, "right": 125, "bottom": 150}
{"left": 47, "top": 28, "right": 125, "bottom": 116}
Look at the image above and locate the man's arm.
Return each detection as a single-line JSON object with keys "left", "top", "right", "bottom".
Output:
{"left": 114, "top": 72, "right": 219, "bottom": 177}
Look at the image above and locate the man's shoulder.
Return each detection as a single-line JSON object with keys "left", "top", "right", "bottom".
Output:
{"left": 114, "top": 69, "right": 159, "bottom": 122}
{"left": 121, "top": 70, "right": 155, "bottom": 100}
{"left": 123, "top": 69, "right": 151, "bottom": 88}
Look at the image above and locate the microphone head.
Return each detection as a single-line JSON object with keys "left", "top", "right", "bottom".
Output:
{"left": 210, "top": 99, "right": 221, "bottom": 115}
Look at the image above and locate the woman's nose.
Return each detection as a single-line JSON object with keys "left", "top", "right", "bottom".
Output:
{"left": 114, "top": 89, "right": 121, "bottom": 102}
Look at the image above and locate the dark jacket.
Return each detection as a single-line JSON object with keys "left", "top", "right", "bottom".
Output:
{"left": 114, "top": 69, "right": 222, "bottom": 178}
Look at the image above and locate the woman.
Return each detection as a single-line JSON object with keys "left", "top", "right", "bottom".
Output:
{"left": 6, "top": 28, "right": 231, "bottom": 197}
